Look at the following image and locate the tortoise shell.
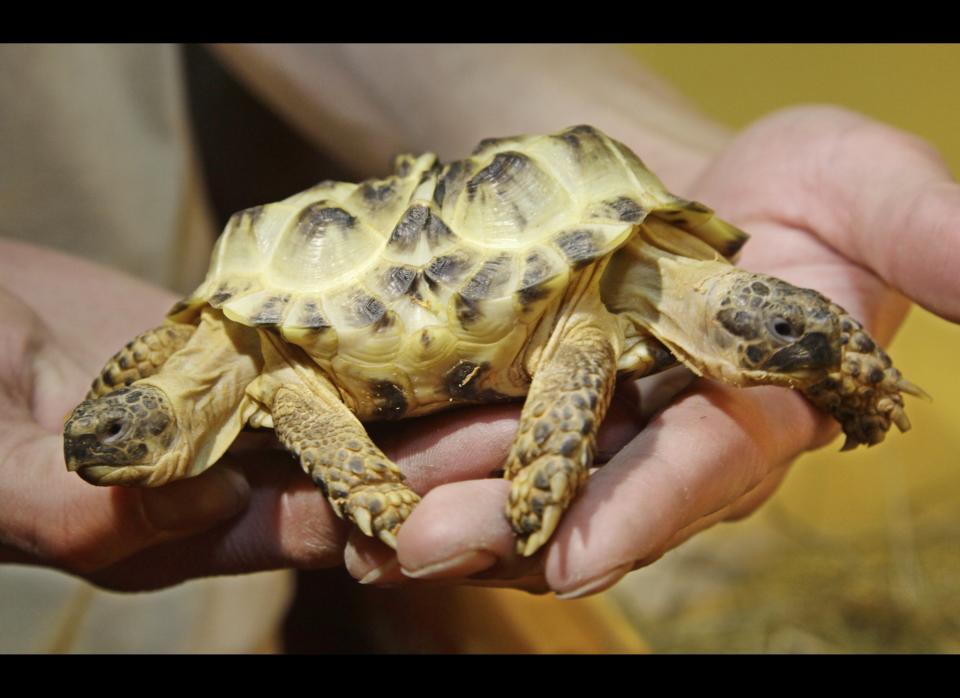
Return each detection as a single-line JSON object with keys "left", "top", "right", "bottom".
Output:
{"left": 170, "top": 125, "right": 746, "bottom": 420}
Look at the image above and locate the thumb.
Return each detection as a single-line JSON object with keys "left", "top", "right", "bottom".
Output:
{"left": 1, "top": 427, "right": 249, "bottom": 574}
{"left": 694, "top": 105, "right": 960, "bottom": 323}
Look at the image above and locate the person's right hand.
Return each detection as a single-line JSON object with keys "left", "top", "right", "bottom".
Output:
{"left": 0, "top": 240, "right": 350, "bottom": 590}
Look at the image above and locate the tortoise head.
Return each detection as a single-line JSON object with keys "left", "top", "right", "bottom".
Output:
{"left": 700, "top": 272, "right": 922, "bottom": 448}
{"left": 708, "top": 275, "right": 842, "bottom": 385}
{"left": 63, "top": 385, "right": 182, "bottom": 486}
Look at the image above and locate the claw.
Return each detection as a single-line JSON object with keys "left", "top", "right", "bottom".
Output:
{"left": 897, "top": 379, "right": 931, "bottom": 401}
{"left": 377, "top": 529, "right": 398, "bottom": 550}
{"left": 891, "top": 406, "right": 912, "bottom": 432}
{"left": 353, "top": 507, "right": 374, "bottom": 537}
{"left": 521, "top": 531, "right": 546, "bottom": 557}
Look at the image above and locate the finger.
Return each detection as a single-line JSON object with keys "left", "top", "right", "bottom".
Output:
{"left": 541, "top": 381, "right": 832, "bottom": 598}
{"left": 86, "top": 451, "right": 347, "bottom": 591}
{"left": 696, "top": 106, "right": 960, "bottom": 322}
{"left": 369, "top": 386, "right": 647, "bottom": 496}
{"left": 654, "top": 461, "right": 791, "bottom": 559}
{"left": 393, "top": 478, "right": 552, "bottom": 587}
{"left": 347, "top": 390, "right": 650, "bottom": 586}
{"left": 0, "top": 426, "right": 252, "bottom": 575}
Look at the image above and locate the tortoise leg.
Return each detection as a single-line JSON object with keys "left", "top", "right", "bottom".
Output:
{"left": 506, "top": 324, "right": 619, "bottom": 557}
{"left": 271, "top": 380, "right": 420, "bottom": 549}
{"left": 87, "top": 323, "right": 196, "bottom": 399}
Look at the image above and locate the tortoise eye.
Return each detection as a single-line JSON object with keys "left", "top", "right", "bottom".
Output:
{"left": 770, "top": 317, "right": 803, "bottom": 341}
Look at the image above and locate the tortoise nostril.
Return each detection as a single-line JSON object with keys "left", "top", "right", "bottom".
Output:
{"left": 101, "top": 419, "right": 125, "bottom": 442}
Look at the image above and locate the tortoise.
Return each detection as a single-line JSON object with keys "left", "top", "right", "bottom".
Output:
{"left": 62, "top": 125, "right": 922, "bottom": 557}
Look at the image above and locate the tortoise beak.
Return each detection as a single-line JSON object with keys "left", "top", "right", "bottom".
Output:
{"left": 762, "top": 332, "right": 838, "bottom": 373}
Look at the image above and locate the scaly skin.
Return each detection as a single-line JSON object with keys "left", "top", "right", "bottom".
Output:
{"left": 86, "top": 323, "right": 195, "bottom": 399}
{"left": 505, "top": 324, "right": 619, "bottom": 556}
{"left": 803, "top": 306, "right": 922, "bottom": 449}
{"left": 272, "top": 384, "right": 420, "bottom": 549}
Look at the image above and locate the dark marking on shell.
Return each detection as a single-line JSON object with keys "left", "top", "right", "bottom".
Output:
{"left": 455, "top": 294, "right": 481, "bottom": 325}
{"left": 433, "top": 160, "right": 466, "bottom": 208}
{"left": 297, "top": 203, "right": 356, "bottom": 238}
{"left": 388, "top": 205, "right": 454, "bottom": 252}
{"left": 722, "top": 237, "right": 748, "bottom": 258}
{"left": 569, "top": 124, "right": 601, "bottom": 137}
{"left": 240, "top": 205, "right": 265, "bottom": 225}
{"left": 426, "top": 252, "right": 473, "bottom": 286}
{"left": 384, "top": 266, "right": 417, "bottom": 297}
{"left": 388, "top": 205, "right": 429, "bottom": 252}
{"left": 251, "top": 296, "right": 290, "bottom": 326}
{"left": 298, "top": 301, "right": 330, "bottom": 329}
{"left": 472, "top": 136, "right": 517, "bottom": 155}
{"left": 608, "top": 197, "right": 646, "bottom": 222}
{"left": 360, "top": 180, "right": 396, "bottom": 206}
{"left": 671, "top": 198, "right": 710, "bottom": 215}
{"left": 373, "top": 311, "right": 395, "bottom": 332}
{"left": 370, "top": 381, "right": 408, "bottom": 420}
{"left": 168, "top": 300, "right": 191, "bottom": 317}
{"left": 517, "top": 252, "right": 556, "bottom": 307}
{"left": 556, "top": 131, "right": 582, "bottom": 151}
{"left": 461, "top": 254, "right": 513, "bottom": 301}
{"left": 868, "top": 367, "right": 885, "bottom": 384}
{"left": 350, "top": 294, "right": 387, "bottom": 327}
{"left": 442, "top": 360, "right": 511, "bottom": 403}
{"left": 554, "top": 229, "right": 600, "bottom": 269}
{"left": 518, "top": 282, "right": 552, "bottom": 308}
{"left": 394, "top": 156, "right": 414, "bottom": 178}
{"left": 750, "top": 281, "right": 770, "bottom": 296}
{"left": 425, "top": 211, "right": 454, "bottom": 248}
{"left": 466, "top": 152, "right": 531, "bottom": 201}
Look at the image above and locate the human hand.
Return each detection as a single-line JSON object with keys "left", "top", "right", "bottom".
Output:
{"left": 0, "top": 241, "right": 349, "bottom": 590}
{"left": 344, "top": 106, "right": 960, "bottom": 596}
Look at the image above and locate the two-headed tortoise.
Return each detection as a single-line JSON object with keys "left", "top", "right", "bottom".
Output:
{"left": 63, "top": 125, "right": 921, "bottom": 556}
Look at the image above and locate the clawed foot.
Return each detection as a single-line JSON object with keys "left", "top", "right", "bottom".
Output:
{"left": 507, "top": 454, "right": 586, "bottom": 557}
{"left": 330, "top": 481, "right": 421, "bottom": 549}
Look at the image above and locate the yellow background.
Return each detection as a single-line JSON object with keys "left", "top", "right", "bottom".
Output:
{"left": 612, "top": 44, "right": 960, "bottom": 652}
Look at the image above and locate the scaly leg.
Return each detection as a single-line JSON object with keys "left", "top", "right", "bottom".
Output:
{"left": 506, "top": 324, "right": 619, "bottom": 557}
{"left": 87, "top": 323, "right": 196, "bottom": 398}
{"left": 260, "top": 336, "right": 419, "bottom": 549}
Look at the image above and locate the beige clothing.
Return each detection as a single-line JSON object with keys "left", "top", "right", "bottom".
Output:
{"left": 0, "top": 43, "right": 293, "bottom": 653}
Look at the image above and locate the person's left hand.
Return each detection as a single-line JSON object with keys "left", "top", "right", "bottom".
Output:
{"left": 343, "top": 106, "right": 960, "bottom": 596}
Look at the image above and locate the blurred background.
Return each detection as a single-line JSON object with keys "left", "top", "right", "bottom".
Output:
{"left": 609, "top": 44, "right": 960, "bottom": 652}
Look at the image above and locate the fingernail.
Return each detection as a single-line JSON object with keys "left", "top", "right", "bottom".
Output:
{"left": 400, "top": 550, "right": 498, "bottom": 580}
{"left": 142, "top": 467, "right": 250, "bottom": 531}
{"left": 359, "top": 557, "right": 400, "bottom": 585}
{"left": 555, "top": 563, "right": 632, "bottom": 600}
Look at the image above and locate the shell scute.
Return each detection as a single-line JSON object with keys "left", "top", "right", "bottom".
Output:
{"left": 182, "top": 126, "right": 745, "bottom": 374}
